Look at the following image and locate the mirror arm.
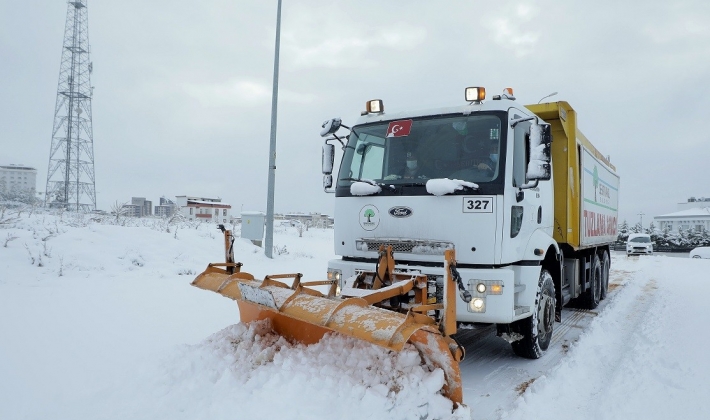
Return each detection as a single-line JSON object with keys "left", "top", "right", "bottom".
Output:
{"left": 519, "top": 180, "right": 539, "bottom": 190}
{"left": 510, "top": 115, "right": 537, "bottom": 128}
{"left": 326, "top": 135, "right": 346, "bottom": 150}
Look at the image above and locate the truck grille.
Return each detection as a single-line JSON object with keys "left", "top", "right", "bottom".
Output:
{"left": 355, "top": 238, "right": 454, "bottom": 255}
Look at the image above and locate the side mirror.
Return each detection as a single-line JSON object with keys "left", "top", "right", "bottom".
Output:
{"left": 526, "top": 123, "right": 552, "bottom": 181}
{"left": 323, "top": 174, "right": 333, "bottom": 190}
{"left": 320, "top": 118, "right": 342, "bottom": 137}
{"left": 322, "top": 144, "right": 335, "bottom": 175}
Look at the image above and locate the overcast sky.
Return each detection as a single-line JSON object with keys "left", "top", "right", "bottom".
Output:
{"left": 2, "top": 0, "right": 709, "bottom": 226}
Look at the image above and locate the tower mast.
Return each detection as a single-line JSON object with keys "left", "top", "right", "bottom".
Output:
{"left": 45, "top": 0, "right": 96, "bottom": 211}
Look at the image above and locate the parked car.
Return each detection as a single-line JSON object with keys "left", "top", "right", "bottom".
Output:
{"left": 626, "top": 233, "right": 653, "bottom": 256}
{"left": 689, "top": 247, "right": 710, "bottom": 259}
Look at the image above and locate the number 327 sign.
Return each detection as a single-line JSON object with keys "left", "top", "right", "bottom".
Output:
{"left": 462, "top": 196, "right": 494, "bottom": 213}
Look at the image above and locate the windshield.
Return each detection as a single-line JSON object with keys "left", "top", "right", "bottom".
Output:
{"left": 336, "top": 113, "right": 506, "bottom": 195}
{"left": 629, "top": 236, "right": 651, "bottom": 243}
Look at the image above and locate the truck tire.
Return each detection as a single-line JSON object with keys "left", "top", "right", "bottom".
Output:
{"left": 511, "top": 269, "right": 555, "bottom": 359}
{"left": 585, "top": 254, "right": 602, "bottom": 309}
{"left": 600, "top": 251, "right": 610, "bottom": 300}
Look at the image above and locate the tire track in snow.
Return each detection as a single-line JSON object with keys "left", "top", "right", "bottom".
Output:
{"left": 502, "top": 262, "right": 660, "bottom": 420}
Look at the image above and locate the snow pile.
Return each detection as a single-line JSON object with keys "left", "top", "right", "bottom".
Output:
{"left": 0, "top": 210, "right": 468, "bottom": 420}
{"left": 3, "top": 209, "right": 710, "bottom": 420}
{"left": 426, "top": 178, "right": 478, "bottom": 196}
{"left": 110, "top": 320, "right": 467, "bottom": 420}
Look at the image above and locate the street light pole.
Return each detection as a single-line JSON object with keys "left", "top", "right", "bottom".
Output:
{"left": 538, "top": 92, "right": 558, "bottom": 104}
{"left": 265, "top": 0, "right": 282, "bottom": 259}
{"left": 638, "top": 211, "right": 645, "bottom": 230}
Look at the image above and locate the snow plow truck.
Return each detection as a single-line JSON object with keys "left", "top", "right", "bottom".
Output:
{"left": 192, "top": 86, "right": 619, "bottom": 407}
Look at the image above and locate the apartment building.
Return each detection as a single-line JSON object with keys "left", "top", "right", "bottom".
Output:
{"left": 0, "top": 164, "right": 37, "bottom": 194}
{"left": 175, "top": 195, "right": 232, "bottom": 223}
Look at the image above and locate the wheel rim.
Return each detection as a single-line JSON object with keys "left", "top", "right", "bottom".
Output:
{"left": 537, "top": 291, "right": 554, "bottom": 338}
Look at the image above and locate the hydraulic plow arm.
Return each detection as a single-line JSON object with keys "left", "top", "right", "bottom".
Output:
{"left": 191, "top": 229, "right": 466, "bottom": 406}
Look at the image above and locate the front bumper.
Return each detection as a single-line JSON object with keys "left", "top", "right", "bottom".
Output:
{"left": 627, "top": 247, "right": 653, "bottom": 255}
{"left": 328, "top": 259, "right": 539, "bottom": 324}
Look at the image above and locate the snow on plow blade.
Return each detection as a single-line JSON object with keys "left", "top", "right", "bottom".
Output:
{"left": 191, "top": 230, "right": 465, "bottom": 406}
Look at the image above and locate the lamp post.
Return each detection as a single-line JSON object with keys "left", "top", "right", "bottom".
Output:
{"left": 265, "top": 0, "right": 282, "bottom": 259}
{"left": 538, "top": 92, "right": 558, "bottom": 104}
{"left": 638, "top": 211, "right": 645, "bottom": 231}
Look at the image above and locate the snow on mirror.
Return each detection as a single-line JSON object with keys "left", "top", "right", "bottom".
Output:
{"left": 322, "top": 144, "right": 335, "bottom": 174}
{"left": 320, "top": 118, "right": 342, "bottom": 137}
{"left": 526, "top": 123, "right": 552, "bottom": 181}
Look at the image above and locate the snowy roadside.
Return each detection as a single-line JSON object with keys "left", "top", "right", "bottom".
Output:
{"left": 2, "top": 211, "right": 709, "bottom": 420}
{"left": 0, "top": 211, "right": 468, "bottom": 420}
{"left": 500, "top": 255, "right": 710, "bottom": 420}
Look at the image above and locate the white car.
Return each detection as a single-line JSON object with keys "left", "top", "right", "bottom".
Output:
{"left": 626, "top": 234, "right": 653, "bottom": 256}
{"left": 689, "top": 247, "right": 710, "bottom": 259}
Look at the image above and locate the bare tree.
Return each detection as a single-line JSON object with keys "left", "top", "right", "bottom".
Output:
{"left": 110, "top": 201, "right": 130, "bottom": 225}
{"left": 0, "top": 206, "right": 19, "bottom": 226}
{"left": 3, "top": 233, "right": 19, "bottom": 247}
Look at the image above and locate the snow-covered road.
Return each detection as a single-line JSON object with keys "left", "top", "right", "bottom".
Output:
{"left": 1, "top": 212, "right": 708, "bottom": 420}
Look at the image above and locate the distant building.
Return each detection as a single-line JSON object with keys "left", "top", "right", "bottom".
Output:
{"left": 0, "top": 164, "right": 37, "bottom": 195}
{"left": 676, "top": 196, "right": 710, "bottom": 211}
{"left": 175, "top": 195, "right": 232, "bottom": 223}
{"left": 155, "top": 196, "right": 177, "bottom": 218}
{"left": 131, "top": 197, "right": 152, "bottom": 217}
{"left": 284, "top": 212, "right": 333, "bottom": 228}
{"left": 121, "top": 204, "right": 142, "bottom": 217}
{"left": 654, "top": 196, "right": 710, "bottom": 233}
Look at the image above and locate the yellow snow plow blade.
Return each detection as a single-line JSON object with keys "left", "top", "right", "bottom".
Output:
{"left": 192, "top": 228, "right": 467, "bottom": 406}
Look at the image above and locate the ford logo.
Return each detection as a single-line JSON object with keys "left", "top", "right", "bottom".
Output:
{"left": 388, "top": 206, "right": 413, "bottom": 218}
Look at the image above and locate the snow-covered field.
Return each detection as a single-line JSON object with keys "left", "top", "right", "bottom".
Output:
{"left": 1, "top": 210, "right": 708, "bottom": 420}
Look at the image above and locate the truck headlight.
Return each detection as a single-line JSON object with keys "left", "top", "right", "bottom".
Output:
{"left": 327, "top": 269, "right": 343, "bottom": 296}
{"left": 470, "top": 280, "right": 504, "bottom": 296}
{"left": 469, "top": 297, "right": 486, "bottom": 313}
{"left": 327, "top": 269, "right": 342, "bottom": 282}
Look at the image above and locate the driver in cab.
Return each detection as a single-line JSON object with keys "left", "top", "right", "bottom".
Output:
{"left": 384, "top": 150, "right": 426, "bottom": 180}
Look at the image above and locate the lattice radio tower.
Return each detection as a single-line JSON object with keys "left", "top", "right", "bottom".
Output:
{"left": 45, "top": 0, "right": 96, "bottom": 211}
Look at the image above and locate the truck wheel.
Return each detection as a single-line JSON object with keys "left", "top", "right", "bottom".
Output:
{"left": 585, "top": 254, "right": 602, "bottom": 309}
{"left": 600, "top": 251, "right": 610, "bottom": 300}
{"left": 511, "top": 269, "right": 555, "bottom": 359}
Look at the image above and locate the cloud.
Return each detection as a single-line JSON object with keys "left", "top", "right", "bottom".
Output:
{"left": 484, "top": 3, "right": 540, "bottom": 57}
{"left": 182, "top": 79, "right": 317, "bottom": 107}
{"left": 283, "top": 22, "right": 427, "bottom": 69}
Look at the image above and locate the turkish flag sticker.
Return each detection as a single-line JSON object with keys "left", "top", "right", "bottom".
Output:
{"left": 386, "top": 120, "right": 413, "bottom": 137}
